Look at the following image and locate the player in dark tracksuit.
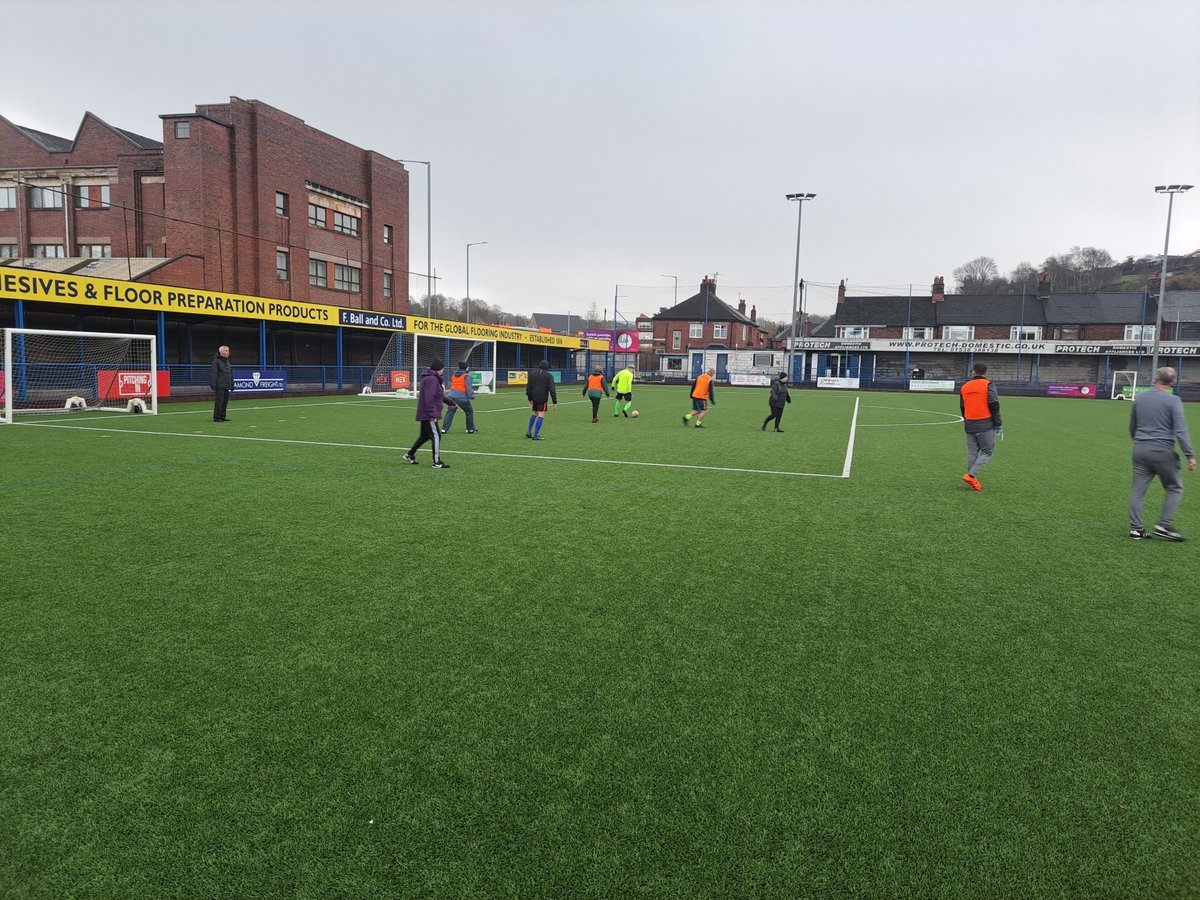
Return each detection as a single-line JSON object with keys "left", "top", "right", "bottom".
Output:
{"left": 404, "top": 359, "right": 458, "bottom": 469}
{"left": 762, "top": 372, "right": 791, "bottom": 432}
{"left": 525, "top": 360, "right": 558, "bottom": 440}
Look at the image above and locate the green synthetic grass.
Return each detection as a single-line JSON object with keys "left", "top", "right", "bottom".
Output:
{"left": 1, "top": 386, "right": 1197, "bottom": 898}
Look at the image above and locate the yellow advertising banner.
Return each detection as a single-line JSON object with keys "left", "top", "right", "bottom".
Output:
{"left": 508, "top": 370, "right": 529, "bottom": 385}
{"left": 0, "top": 268, "right": 609, "bottom": 349}
{"left": 407, "top": 316, "right": 607, "bottom": 350}
{"left": 0, "top": 268, "right": 338, "bottom": 326}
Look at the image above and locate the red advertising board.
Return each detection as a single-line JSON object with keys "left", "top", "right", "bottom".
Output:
{"left": 97, "top": 370, "right": 172, "bottom": 399}
{"left": 391, "top": 370, "right": 411, "bottom": 389}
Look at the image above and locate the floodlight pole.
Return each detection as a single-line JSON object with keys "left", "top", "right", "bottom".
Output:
{"left": 660, "top": 274, "right": 677, "bottom": 306}
{"left": 1151, "top": 184, "right": 1192, "bottom": 374}
{"left": 786, "top": 192, "right": 816, "bottom": 381}
{"left": 466, "top": 241, "right": 488, "bottom": 323}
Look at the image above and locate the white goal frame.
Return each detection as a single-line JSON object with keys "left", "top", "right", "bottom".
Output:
{"left": 1111, "top": 370, "right": 1138, "bottom": 400}
{"left": 413, "top": 334, "right": 497, "bottom": 395}
{"left": 2, "top": 328, "right": 158, "bottom": 423}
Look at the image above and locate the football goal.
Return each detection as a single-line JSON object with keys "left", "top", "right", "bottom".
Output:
{"left": 1111, "top": 370, "right": 1138, "bottom": 400}
{"left": 414, "top": 334, "right": 497, "bottom": 393}
{"left": 2, "top": 328, "right": 158, "bottom": 423}
{"left": 360, "top": 332, "right": 416, "bottom": 396}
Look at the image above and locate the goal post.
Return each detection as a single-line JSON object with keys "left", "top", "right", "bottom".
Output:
{"left": 2, "top": 328, "right": 158, "bottom": 423}
{"left": 413, "top": 334, "right": 497, "bottom": 394}
{"left": 1111, "top": 370, "right": 1138, "bottom": 400}
{"left": 360, "top": 331, "right": 416, "bottom": 396}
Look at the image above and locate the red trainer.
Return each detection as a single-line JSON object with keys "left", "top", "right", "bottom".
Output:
{"left": 962, "top": 473, "right": 982, "bottom": 491}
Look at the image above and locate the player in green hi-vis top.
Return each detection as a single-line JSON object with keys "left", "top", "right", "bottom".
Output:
{"left": 611, "top": 363, "right": 635, "bottom": 417}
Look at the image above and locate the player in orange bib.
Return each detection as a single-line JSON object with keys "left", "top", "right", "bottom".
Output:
{"left": 683, "top": 368, "right": 716, "bottom": 428}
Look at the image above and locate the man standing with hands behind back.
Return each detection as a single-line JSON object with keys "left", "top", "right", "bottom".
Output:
{"left": 1129, "top": 366, "right": 1196, "bottom": 541}
{"left": 211, "top": 344, "right": 233, "bottom": 422}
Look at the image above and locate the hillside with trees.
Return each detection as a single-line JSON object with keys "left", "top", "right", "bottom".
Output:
{"left": 952, "top": 247, "right": 1200, "bottom": 295}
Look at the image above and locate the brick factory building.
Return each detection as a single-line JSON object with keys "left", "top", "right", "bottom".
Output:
{"left": 0, "top": 98, "right": 410, "bottom": 314}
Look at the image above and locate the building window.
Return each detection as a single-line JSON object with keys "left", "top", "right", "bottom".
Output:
{"left": 672, "top": 330, "right": 682, "bottom": 350}
{"left": 383, "top": 224, "right": 393, "bottom": 245}
{"left": 32, "top": 244, "right": 65, "bottom": 258}
{"left": 713, "top": 323, "right": 728, "bottom": 340}
{"left": 308, "top": 203, "right": 327, "bottom": 228}
{"left": 836, "top": 326, "right": 870, "bottom": 339}
{"left": 943, "top": 326, "right": 974, "bottom": 341}
{"left": 689, "top": 323, "right": 703, "bottom": 339}
{"left": 334, "top": 263, "right": 361, "bottom": 292}
{"left": 1125, "top": 324, "right": 1155, "bottom": 342}
{"left": 76, "top": 185, "right": 111, "bottom": 209}
{"left": 383, "top": 272, "right": 393, "bottom": 298}
{"left": 332, "top": 211, "right": 360, "bottom": 237}
{"left": 143, "top": 243, "right": 155, "bottom": 257}
{"left": 0, "top": 186, "right": 15, "bottom": 209}
{"left": 174, "top": 121, "right": 190, "bottom": 139}
{"left": 29, "top": 186, "right": 63, "bottom": 209}
{"left": 638, "top": 320, "right": 653, "bottom": 330}
{"left": 903, "top": 326, "right": 933, "bottom": 340}
{"left": 276, "top": 250, "right": 289, "bottom": 281}
{"left": 309, "top": 259, "right": 327, "bottom": 287}
{"left": 276, "top": 192, "right": 289, "bottom": 217}
{"left": 0, "top": 244, "right": 18, "bottom": 256}
{"left": 78, "top": 244, "right": 112, "bottom": 258}
{"left": 1010, "top": 326, "right": 1042, "bottom": 341}
{"left": 741, "top": 324, "right": 747, "bottom": 342}
{"left": 667, "top": 357, "right": 683, "bottom": 371}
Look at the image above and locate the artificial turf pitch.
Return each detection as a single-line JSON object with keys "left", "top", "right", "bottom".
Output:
{"left": 1, "top": 385, "right": 1197, "bottom": 897}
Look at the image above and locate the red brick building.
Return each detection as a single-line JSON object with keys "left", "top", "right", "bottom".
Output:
{"left": 0, "top": 98, "right": 409, "bottom": 313}
{"left": 650, "top": 276, "right": 770, "bottom": 358}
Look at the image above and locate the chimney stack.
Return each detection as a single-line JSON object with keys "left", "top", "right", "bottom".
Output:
{"left": 932, "top": 276, "right": 945, "bottom": 302}
{"left": 1037, "top": 272, "right": 1051, "bottom": 300}
{"left": 737, "top": 297, "right": 746, "bottom": 315}
{"left": 750, "top": 305, "right": 757, "bottom": 322}
{"left": 837, "top": 279, "right": 846, "bottom": 305}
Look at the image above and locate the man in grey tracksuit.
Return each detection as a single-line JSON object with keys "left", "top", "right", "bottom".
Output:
{"left": 1129, "top": 367, "right": 1196, "bottom": 540}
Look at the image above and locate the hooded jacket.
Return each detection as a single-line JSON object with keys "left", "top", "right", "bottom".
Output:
{"left": 416, "top": 368, "right": 456, "bottom": 421}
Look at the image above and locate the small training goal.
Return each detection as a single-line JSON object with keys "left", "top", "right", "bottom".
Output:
{"left": 1111, "top": 370, "right": 1138, "bottom": 400}
{"left": 2, "top": 328, "right": 158, "bottom": 423}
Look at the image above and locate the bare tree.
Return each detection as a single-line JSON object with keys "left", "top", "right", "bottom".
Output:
{"left": 585, "top": 301, "right": 602, "bottom": 327}
{"left": 953, "top": 256, "right": 1002, "bottom": 294}
{"left": 1009, "top": 261, "right": 1037, "bottom": 286}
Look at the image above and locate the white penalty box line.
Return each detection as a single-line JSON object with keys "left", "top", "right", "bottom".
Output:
{"left": 17, "top": 417, "right": 858, "bottom": 479}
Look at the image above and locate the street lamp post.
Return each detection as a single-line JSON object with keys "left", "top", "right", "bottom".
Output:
{"left": 660, "top": 274, "right": 677, "bottom": 306}
{"left": 397, "top": 159, "right": 432, "bottom": 317}
{"left": 785, "top": 192, "right": 816, "bottom": 381}
{"left": 466, "top": 241, "right": 488, "bottom": 323}
{"left": 1151, "top": 184, "right": 1192, "bottom": 374}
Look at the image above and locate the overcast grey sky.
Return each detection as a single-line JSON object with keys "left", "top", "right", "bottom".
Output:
{"left": 5, "top": 0, "right": 1198, "bottom": 321}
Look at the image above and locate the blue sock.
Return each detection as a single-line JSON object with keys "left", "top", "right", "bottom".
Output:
{"left": 527, "top": 415, "right": 536, "bottom": 434}
{"left": 534, "top": 417, "right": 544, "bottom": 436}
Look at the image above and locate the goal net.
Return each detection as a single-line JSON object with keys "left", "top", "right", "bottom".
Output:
{"left": 360, "top": 331, "right": 416, "bottom": 396}
{"left": 1111, "top": 370, "right": 1138, "bottom": 400}
{"left": 414, "top": 334, "right": 497, "bottom": 394}
{"left": 2, "top": 328, "right": 158, "bottom": 423}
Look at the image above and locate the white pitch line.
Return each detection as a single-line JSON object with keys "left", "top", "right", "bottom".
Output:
{"left": 841, "top": 397, "right": 860, "bottom": 478}
{"left": 858, "top": 405, "right": 963, "bottom": 428}
{"left": 17, "top": 421, "right": 844, "bottom": 478}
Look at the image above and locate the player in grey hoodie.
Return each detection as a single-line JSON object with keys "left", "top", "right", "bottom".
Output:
{"left": 1129, "top": 367, "right": 1196, "bottom": 540}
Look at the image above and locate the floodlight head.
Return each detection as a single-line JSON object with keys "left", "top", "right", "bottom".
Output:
{"left": 786, "top": 192, "right": 817, "bottom": 201}
{"left": 1155, "top": 184, "right": 1193, "bottom": 194}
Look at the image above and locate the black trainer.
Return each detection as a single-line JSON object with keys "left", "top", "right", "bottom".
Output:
{"left": 1129, "top": 528, "right": 1147, "bottom": 540}
{"left": 403, "top": 452, "right": 418, "bottom": 465}
{"left": 1154, "top": 525, "right": 1185, "bottom": 542}
{"left": 432, "top": 460, "right": 450, "bottom": 469}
